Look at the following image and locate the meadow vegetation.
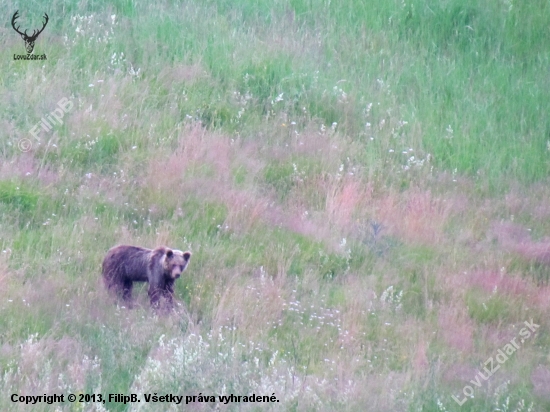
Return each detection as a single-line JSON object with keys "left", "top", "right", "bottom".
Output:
{"left": 1, "top": 0, "right": 550, "bottom": 410}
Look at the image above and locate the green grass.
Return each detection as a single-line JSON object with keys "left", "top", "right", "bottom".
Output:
{"left": 0, "top": 180, "right": 39, "bottom": 213}
{"left": 1, "top": 0, "right": 550, "bottom": 410}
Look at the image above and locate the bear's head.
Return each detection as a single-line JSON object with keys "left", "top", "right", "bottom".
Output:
{"left": 162, "top": 249, "right": 192, "bottom": 279}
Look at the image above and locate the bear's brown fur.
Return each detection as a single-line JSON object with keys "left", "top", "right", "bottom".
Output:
{"left": 102, "top": 245, "right": 191, "bottom": 309}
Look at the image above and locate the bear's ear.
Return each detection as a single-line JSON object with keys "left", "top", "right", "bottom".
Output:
{"left": 183, "top": 251, "right": 191, "bottom": 261}
{"left": 166, "top": 249, "right": 174, "bottom": 258}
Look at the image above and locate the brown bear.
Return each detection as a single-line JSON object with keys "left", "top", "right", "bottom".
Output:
{"left": 102, "top": 245, "right": 191, "bottom": 309}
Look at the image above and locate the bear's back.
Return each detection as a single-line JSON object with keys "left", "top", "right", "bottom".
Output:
{"left": 102, "top": 245, "right": 151, "bottom": 282}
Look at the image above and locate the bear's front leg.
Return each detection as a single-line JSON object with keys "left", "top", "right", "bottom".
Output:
{"left": 148, "top": 278, "right": 164, "bottom": 310}
{"left": 163, "top": 279, "right": 176, "bottom": 310}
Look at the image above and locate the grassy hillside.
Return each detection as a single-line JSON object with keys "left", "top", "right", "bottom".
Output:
{"left": 1, "top": 0, "right": 550, "bottom": 410}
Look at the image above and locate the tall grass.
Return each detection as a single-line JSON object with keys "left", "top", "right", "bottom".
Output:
{"left": 1, "top": 0, "right": 550, "bottom": 410}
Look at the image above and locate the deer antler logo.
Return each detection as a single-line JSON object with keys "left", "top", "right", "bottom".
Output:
{"left": 11, "top": 10, "right": 49, "bottom": 54}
